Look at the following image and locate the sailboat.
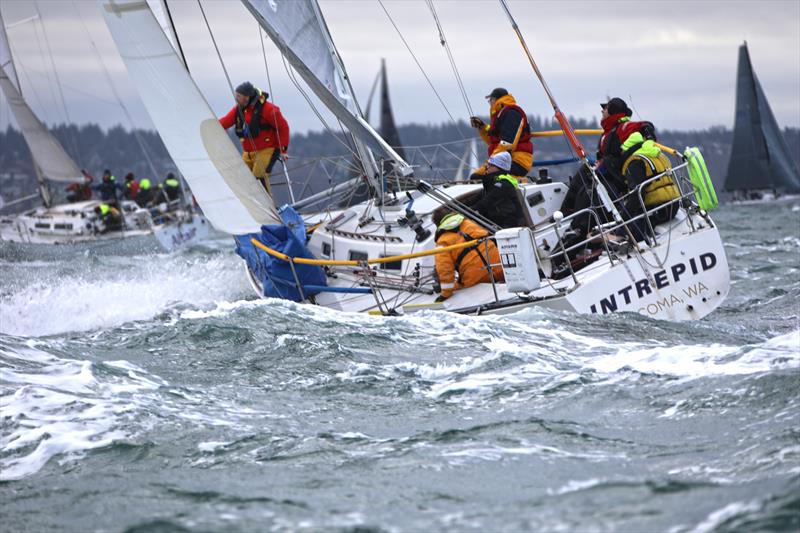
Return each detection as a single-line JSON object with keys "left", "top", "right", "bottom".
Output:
{"left": 0, "top": 6, "right": 209, "bottom": 251}
{"left": 724, "top": 42, "right": 800, "bottom": 203}
{"left": 100, "top": 0, "right": 730, "bottom": 321}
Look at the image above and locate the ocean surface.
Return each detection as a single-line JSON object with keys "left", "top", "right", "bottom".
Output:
{"left": 1, "top": 202, "right": 798, "bottom": 532}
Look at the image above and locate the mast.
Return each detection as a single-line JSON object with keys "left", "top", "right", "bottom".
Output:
{"left": 498, "top": 0, "right": 623, "bottom": 222}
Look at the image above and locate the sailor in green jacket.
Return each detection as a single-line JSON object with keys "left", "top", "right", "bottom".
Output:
{"left": 619, "top": 131, "right": 681, "bottom": 241}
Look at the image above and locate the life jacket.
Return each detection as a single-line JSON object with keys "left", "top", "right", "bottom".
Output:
{"left": 621, "top": 136, "right": 679, "bottom": 207}
{"left": 599, "top": 115, "right": 656, "bottom": 159}
{"left": 496, "top": 174, "right": 519, "bottom": 189}
{"left": 235, "top": 89, "right": 271, "bottom": 138}
{"left": 487, "top": 102, "right": 533, "bottom": 157}
{"left": 164, "top": 178, "right": 179, "bottom": 189}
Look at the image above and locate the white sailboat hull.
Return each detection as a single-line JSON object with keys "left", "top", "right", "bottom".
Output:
{"left": 245, "top": 204, "right": 730, "bottom": 322}
{"left": 0, "top": 199, "right": 210, "bottom": 252}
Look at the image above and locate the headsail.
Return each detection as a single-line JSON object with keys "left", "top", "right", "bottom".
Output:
{"left": 99, "top": 0, "right": 280, "bottom": 234}
{"left": 240, "top": 0, "right": 412, "bottom": 177}
{"left": 725, "top": 42, "right": 800, "bottom": 193}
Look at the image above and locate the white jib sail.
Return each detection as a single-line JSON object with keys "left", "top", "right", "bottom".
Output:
{"left": 99, "top": 0, "right": 280, "bottom": 234}
{"left": 241, "top": 0, "right": 411, "bottom": 175}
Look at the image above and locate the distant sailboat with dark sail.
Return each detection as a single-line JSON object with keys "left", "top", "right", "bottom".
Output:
{"left": 345, "top": 59, "right": 407, "bottom": 204}
{"left": 724, "top": 42, "right": 800, "bottom": 202}
{"left": 366, "top": 59, "right": 406, "bottom": 161}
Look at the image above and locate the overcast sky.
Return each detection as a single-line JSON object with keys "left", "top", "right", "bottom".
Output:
{"left": 1, "top": 0, "right": 799, "bottom": 137}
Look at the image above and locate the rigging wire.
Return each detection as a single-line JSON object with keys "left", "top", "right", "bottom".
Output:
{"left": 34, "top": 1, "right": 82, "bottom": 166}
{"left": 376, "top": 0, "right": 469, "bottom": 139}
{"left": 196, "top": 1, "right": 234, "bottom": 94}
{"left": 280, "top": 54, "right": 361, "bottom": 160}
{"left": 424, "top": 0, "right": 473, "bottom": 118}
{"left": 73, "top": 0, "right": 160, "bottom": 180}
{"left": 258, "top": 24, "right": 295, "bottom": 202}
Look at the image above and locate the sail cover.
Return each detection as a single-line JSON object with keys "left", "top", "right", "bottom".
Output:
{"left": 99, "top": 0, "right": 280, "bottom": 234}
{"left": 241, "top": 0, "right": 410, "bottom": 173}
{"left": 725, "top": 43, "right": 800, "bottom": 193}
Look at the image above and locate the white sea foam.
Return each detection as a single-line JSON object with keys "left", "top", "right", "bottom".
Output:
{"left": 587, "top": 330, "right": 800, "bottom": 379}
{"left": 0, "top": 350, "right": 163, "bottom": 481}
{"left": 686, "top": 500, "right": 763, "bottom": 533}
{"left": 0, "top": 255, "right": 248, "bottom": 337}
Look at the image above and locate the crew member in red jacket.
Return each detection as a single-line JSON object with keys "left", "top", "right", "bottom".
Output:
{"left": 219, "top": 81, "right": 290, "bottom": 195}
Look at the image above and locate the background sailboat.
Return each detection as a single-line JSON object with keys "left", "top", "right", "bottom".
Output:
{"left": 0, "top": 5, "right": 209, "bottom": 250}
{"left": 724, "top": 42, "right": 800, "bottom": 201}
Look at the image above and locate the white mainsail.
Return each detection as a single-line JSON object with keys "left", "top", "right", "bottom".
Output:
{"left": 145, "top": 0, "right": 180, "bottom": 55}
{"left": 0, "top": 10, "right": 83, "bottom": 185}
{"left": 99, "top": 0, "right": 280, "bottom": 234}
{"left": 241, "top": 0, "right": 412, "bottom": 178}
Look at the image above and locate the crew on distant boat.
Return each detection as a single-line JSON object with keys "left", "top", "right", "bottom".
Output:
{"left": 618, "top": 131, "right": 680, "bottom": 242}
{"left": 433, "top": 213, "right": 505, "bottom": 301}
{"left": 93, "top": 169, "right": 123, "bottom": 203}
{"left": 469, "top": 151, "right": 525, "bottom": 229}
{"left": 469, "top": 87, "right": 533, "bottom": 178}
{"left": 93, "top": 203, "right": 122, "bottom": 233}
{"left": 123, "top": 172, "right": 139, "bottom": 201}
{"left": 65, "top": 175, "right": 93, "bottom": 203}
{"left": 159, "top": 173, "right": 181, "bottom": 203}
{"left": 219, "top": 81, "right": 290, "bottom": 195}
{"left": 135, "top": 178, "right": 155, "bottom": 208}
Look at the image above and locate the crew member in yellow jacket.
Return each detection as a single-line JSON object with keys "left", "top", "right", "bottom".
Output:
{"left": 619, "top": 131, "right": 681, "bottom": 242}
{"left": 434, "top": 213, "right": 504, "bottom": 301}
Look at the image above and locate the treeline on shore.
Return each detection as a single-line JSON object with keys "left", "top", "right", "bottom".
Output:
{"left": 2, "top": 120, "right": 799, "bottom": 210}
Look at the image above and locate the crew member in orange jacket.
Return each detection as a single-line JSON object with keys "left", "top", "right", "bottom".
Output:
{"left": 434, "top": 213, "right": 504, "bottom": 301}
{"left": 219, "top": 81, "right": 290, "bottom": 195}
{"left": 469, "top": 87, "right": 533, "bottom": 178}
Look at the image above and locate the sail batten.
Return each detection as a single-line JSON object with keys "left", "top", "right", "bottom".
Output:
{"left": 99, "top": 0, "right": 280, "bottom": 234}
{"left": 725, "top": 43, "right": 800, "bottom": 193}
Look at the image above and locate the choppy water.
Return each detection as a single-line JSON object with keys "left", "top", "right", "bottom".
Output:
{"left": 1, "top": 203, "right": 798, "bottom": 532}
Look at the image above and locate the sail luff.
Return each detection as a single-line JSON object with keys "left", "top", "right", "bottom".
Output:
{"left": 98, "top": 0, "right": 280, "bottom": 234}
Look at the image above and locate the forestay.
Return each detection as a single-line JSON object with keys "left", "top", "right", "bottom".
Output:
{"left": 241, "top": 0, "right": 411, "bottom": 176}
{"left": 99, "top": 0, "right": 280, "bottom": 234}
